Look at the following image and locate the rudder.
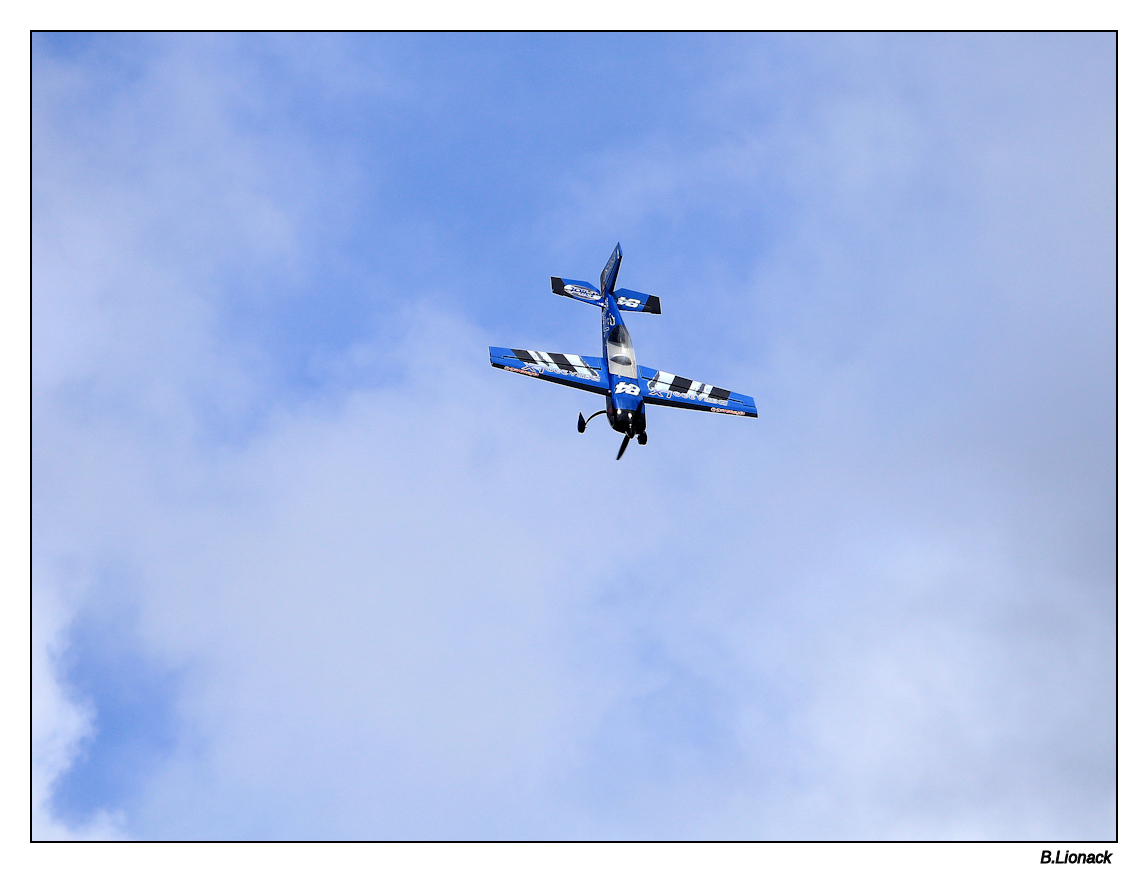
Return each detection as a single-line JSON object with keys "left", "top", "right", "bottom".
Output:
{"left": 600, "top": 243, "right": 622, "bottom": 295}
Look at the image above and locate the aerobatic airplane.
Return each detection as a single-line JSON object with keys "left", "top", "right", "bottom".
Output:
{"left": 489, "top": 244, "right": 757, "bottom": 459}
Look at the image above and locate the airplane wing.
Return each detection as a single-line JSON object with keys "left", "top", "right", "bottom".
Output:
{"left": 490, "top": 347, "right": 609, "bottom": 395}
{"left": 640, "top": 365, "right": 758, "bottom": 417}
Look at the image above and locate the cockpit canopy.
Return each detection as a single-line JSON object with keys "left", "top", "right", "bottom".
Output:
{"left": 606, "top": 323, "right": 638, "bottom": 378}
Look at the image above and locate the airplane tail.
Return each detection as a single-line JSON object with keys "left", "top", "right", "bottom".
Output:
{"left": 551, "top": 245, "right": 658, "bottom": 312}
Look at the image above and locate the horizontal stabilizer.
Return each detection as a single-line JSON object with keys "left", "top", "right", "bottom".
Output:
{"left": 551, "top": 277, "right": 605, "bottom": 306}
{"left": 613, "top": 288, "right": 661, "bottom": 314}
{"left": 490, "top": 347, "right": 609, "bottom": 395}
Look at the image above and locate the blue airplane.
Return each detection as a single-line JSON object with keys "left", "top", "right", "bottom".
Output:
{"left": 489, "top": 244, "right": 757, "bottom": 459}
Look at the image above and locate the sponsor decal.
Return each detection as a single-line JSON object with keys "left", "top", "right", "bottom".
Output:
{"left": 709, "top": 406, "right": 745, "bottom": 415}
{"left": 614, "top": 381, "right": 641, "bottom": 396}
{"left": 616, "top": 296, "right": 641, "bottom": 308}
{"left": 510, "top": 361, "right": 600, "bottom": 383}
{"left": 565, "top": 285, "right": 601, "bottom": 301}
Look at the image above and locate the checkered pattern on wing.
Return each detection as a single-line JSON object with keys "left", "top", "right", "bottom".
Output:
{"left": 511, "top": 349, "right": 602, "bottom": 382}
{"left": 646, "top": 370, "right": 732, "bottom": 403}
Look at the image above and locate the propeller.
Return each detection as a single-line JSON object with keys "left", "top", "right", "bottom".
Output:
{"left": 616, "top": 433, "right": 631, "bottom": 460}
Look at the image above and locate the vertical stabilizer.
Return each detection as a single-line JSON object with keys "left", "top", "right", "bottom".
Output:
{"left": 600, "top": 243, "right": 623, "bottom": 295}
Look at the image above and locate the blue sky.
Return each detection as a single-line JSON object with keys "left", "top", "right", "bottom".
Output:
{"left": 32, "top": 32, "right": 1114, "bottom": 840}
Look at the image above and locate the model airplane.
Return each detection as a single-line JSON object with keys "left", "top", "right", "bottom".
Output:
{"left": 489, "top": 244, "right": 757, "bottom": 459}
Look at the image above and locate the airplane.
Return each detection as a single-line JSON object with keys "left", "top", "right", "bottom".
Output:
{"left": 489, "top": 244, "right": 757, "bottom": 459}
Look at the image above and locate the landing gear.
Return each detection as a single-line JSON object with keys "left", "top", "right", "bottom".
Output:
{"left": 637, "top": 432, "right": 647, "bottom": 446}
{"left": 578, "top": 410, "right": 607, "bottom": 433}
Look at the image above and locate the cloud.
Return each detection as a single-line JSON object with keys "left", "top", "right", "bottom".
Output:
{"left": 32, "top": 576, "right": 126, "bottom": 839}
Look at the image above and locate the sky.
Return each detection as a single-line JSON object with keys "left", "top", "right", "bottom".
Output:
{"left": 32, "top": 32, "right": 1115, "bottom": 840}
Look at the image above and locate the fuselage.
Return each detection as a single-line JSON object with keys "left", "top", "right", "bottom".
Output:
{"left": 601, "top": 294, "right": 647, "bottom": 437}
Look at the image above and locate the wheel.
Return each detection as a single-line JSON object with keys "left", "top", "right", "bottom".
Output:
{"left": 637, "top": 432, "right": 647, "bottom": 445}
{"left": 577, "top": 413, "right": 586, "bottom": 433}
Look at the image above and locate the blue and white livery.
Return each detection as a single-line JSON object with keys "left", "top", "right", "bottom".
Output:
{"left": 490, "top": 244, "right": 757, "bottom": 459}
